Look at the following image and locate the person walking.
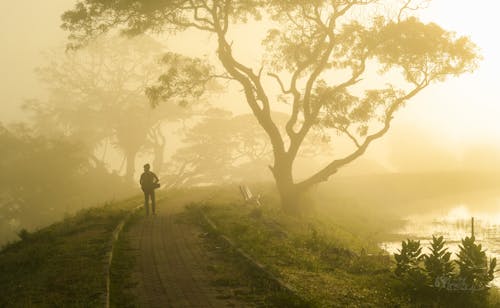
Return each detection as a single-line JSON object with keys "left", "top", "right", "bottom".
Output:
{"left": 139, "top": 163, "right": 160, "bottom": 216}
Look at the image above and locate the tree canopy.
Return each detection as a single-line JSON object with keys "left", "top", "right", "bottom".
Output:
{"left": 27, "top": 35, "right": 213, "bottom": 180}
{"left": 0, "top": 123, "right": 132, "bottom": 244}
{"left": 62, "top": 0, "right": 479, "bottom": 212}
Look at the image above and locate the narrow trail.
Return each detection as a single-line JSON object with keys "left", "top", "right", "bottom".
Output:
{"left": 126, "top": 195, "right": 252, "bottom": 308}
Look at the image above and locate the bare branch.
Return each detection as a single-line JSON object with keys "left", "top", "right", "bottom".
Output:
{"left": 338, "top": 126, "right": 361, "bottom": 148}
{"left": 398, "top": 0, "right": 431, "bottom": 22}
{"left": 268, "top": 73, "right": 291, "bottom": 94}
{"left": 297, "top": 83, "right": 426, "bottom": 189}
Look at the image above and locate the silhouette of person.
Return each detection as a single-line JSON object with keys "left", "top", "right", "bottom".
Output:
{"left": 139, "top": 163, "right": 159, "bottom": 216}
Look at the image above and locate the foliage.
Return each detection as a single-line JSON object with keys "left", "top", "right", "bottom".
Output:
{"left": 394, "top": 234, "right": 497, "bottom": 304}
{"left": 165, "top": 109, "right": 334, "bottom": 189}
{"left": 146, "top": 52, "right": 215, "bottom": 107}
{"left": 26, "top": 35, "right": 212, "bottom": 180}
{"left": 0, "top": 123, "right": 132, "bottom": 245}
{"left": 0, "top": 199, "right": 139, "bottom": 307}
{"left": 423, "top": 235, "right": 454, "bottom": 286}
{"left": 456, "top": 236, "right": 497, "bottom": 290}
{"left": 109, "top": 210, "right": 142, "bottom": 307}
{"left": 394, "top": 239, "right": 426, "bottom": 289}
{"left": 61, "top": 0, "right": 480, "bottom": 211}
{"left": 183, "top": 186, "right": 407, "bottom": 306}
{"left": 164, "top": 110, "right": 274, "bottom": 188}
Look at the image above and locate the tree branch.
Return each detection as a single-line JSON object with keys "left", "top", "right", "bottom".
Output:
{"left": 338, "top": 126, "right": 361, "bottom": 148}
{"left": 268, "top": 73, "right": 291, "bottom": 94}
{"left": 211, "top": 6, "right": 286, "bottom": 157}
{"left": 297, "top": 83, "right": 426, "bottom": 189}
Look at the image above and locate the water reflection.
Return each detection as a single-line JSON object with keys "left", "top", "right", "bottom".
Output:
{"left": 381, "top": 205, "right": 500, "bottom": 286}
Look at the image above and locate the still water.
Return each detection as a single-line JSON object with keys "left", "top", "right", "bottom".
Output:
{"left": 381, "top": 203, "right": 500, "bottom": 286}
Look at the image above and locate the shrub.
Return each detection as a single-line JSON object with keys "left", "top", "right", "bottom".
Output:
{"left": 456, "top": 236, "right": 496, "bottom": 290}
{"left": 424, "top": 235, "right": 454, "bottom": 287}
{"left": 394, "top": 234, "right": 497, "bottom": 304}
{"left": 394, "top": 239, "right": 426, "bottom": 289}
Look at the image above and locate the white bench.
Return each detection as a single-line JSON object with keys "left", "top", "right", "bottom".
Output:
{"left": 239, "top": 185, "right": 261, "bottom": 207}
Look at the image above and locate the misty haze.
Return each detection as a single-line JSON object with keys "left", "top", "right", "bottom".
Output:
{"left": 2, "top": 0, "right": 500, "bottom": 307}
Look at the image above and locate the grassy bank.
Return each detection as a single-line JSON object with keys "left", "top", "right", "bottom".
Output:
{"left": 195, "top": 201, "right": 404, "bottom": 307}
{"left": 194, "top": 193, "right": 500, "bottom": 307}
{"left": 109, "top": 209, "right": 142, "bottom": 308}
{"left": 0, "top": 196, "right": 141, "bottom": 307}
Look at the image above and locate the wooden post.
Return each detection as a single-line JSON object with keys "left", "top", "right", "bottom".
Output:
{"left": 471, "top": 217, "right": 475, "bottom": 238}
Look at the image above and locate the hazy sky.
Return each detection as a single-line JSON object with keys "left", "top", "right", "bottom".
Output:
{"left": 0, "top": 1, "right": 74, "bottom": 121}
{"left": 1, "top": 0, "right": 499, "bottom": 152}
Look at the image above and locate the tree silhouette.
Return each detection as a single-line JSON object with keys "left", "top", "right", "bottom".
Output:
{"left": 456, "top": 236, "right": 496, "bottom": 290}
{"left": 27, "top": 35, "right": 212, "bottom": 180}
{"left": 424, "top": 235, "right": 453, "bottom": 286}
{"left": 164, "top": 110, "right": 272, "bottom": 188}
{"left": 62, "top": 0, "right": 479, "bottom": 212}
{"left": 0, "top": 123, "right": 131, "bottom": 242}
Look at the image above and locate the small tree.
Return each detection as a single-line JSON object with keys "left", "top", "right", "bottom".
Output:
{"left": 394, "top": 239, "right": 426, "bottom": 289}
{"left": 456, "top": 236, "right": 497, "bottom": 290}
{"left": 424, "top": 235, "right": 454, "bottom": 287}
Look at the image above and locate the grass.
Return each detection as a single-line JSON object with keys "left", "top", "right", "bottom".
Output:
{"left": 189, "top": 184, "right": 500, "bottom": 307}
{"left": 0, "top": 196, "right": 142, "bottom": 307}
{"left": 181, "top": 205, "right": 309, "bottom": 307}
{"left": 109, "top": 209, "right": 142, "bottom": 308}
{"left": 194, "top": 201, "right": 404, "bottom": 307}
{"left": 3, "top": 178, "right": 500, "bottom": 307}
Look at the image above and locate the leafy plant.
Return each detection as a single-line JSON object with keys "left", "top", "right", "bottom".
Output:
{"left": 394, "top": 234, "right": 498, "bottom": 308}
{"left": 16, "top": 229, "right": 30, "bottom": 241}
{"left": 424, "top": 235, "right": 454, "bottom": 286}
{"left": 456, "top": 236, "right": 497, "bottom": 290}
{"left": 394, "top": 239, "right": 426, "bottom": 289}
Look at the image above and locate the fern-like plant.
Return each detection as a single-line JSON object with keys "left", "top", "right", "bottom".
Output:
{"left": 394, "top": 239, "right": 426, "bottom": 289}
{"left": 456, "top": 236, "right": 497, "bottom": 290}
{"left": 424, "top": 235, "right": 454, "bottom": 286}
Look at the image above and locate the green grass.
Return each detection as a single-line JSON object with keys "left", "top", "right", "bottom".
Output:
{"left": 191, "top": 188, "right": 500, "bottom": 307}
{"left": 3, "top": 178, "right": 500, "bottom": 307}
{"left": 182, "top": 204, "right": 309, "bottom": 307}
{"left": 195, "top": 201, "right": 404, "bottom": 307}
{"left": 109, "top": 209, "right": 142, "bottom": 308}
{"left": 0, "top": 196, "right": 142, "bottom": 307}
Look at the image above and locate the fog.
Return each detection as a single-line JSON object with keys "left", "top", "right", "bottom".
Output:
{"left": 1, "top": 0, "right": 500, "bottom": 249}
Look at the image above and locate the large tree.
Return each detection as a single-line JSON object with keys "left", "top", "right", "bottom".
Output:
{"left": 165, "top": 109, "right": 332, "bottom": 188}
{"left": 27, "top": 35, "right": 212, "bottom": 180}
{"left": 62, "top": 0, "right": 479, "bottom": 212}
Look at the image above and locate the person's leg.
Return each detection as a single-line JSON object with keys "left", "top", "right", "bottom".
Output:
{"left": 151, "top": 190, "right": 156, "bottom": 215}
{"left": 144, "top": 190, "right": 150, "bottom": 216}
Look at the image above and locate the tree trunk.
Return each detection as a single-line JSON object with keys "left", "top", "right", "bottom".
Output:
{"left": 277, "top": 182, "right": 303, "bottom": 214}
{"left": 272, "top": 157, "right": 305, "bottom": 214}
{"left": 125, "top": 150, "right": 137, "bottom": 182}
{"left": 152, "top": 144, "right": 164, "bottom": 174}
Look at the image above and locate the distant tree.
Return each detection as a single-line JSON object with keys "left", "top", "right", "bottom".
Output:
{"left": 164, "top": 110, "right": 273, "bottom": 188}
{"left": 164, "top": 109, "right": 330, "bottom": 188}
{"left": 0, "top": 123, "right": 131, "bottom": 241}
{"left": 62, "top": 0, "right": 479, "bottom": 212}
{"left": 27, "top": 35, "right": 212, "bottom": 180}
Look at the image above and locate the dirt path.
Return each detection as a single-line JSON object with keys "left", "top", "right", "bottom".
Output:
{"left": 126, "top": 196, "right": 253, "bottom": 308}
